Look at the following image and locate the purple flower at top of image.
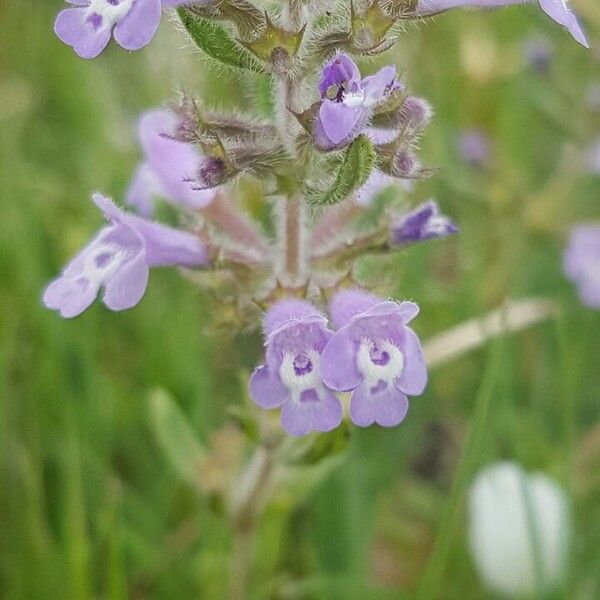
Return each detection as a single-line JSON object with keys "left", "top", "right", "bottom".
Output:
{"left": 126, "top": 109, "right": 217, "bottom": 217}
{"left": 457, "top": 128, "right": 491, "bottom": 167}
{"left": 54, "top": 0, "right": 193, "bottom": 59}
{"left": 248, "top": 300, "right": 343, "bottom": 436}
{"left": 563, "top": 224, "right": 600, "bottom": 309}
{"left": 390, "top": 200, "right": 458, "bottom": 246}
{"left": 43, "top": 193, "right": 208, "bottom": 318}
{"left": 314, "top": 53, "right": 403, "bottom": 151}
{"left": 321, "top": 290, "right": 427, "bottom": 428}
{"left": 415, "top": 0, "right": 588, "bottom": 48}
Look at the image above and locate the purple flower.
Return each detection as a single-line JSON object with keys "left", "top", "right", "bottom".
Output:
{"left": 126, "top": 109, "right": 217, "bottom": 217}
{"left": 321, "top": 290, "right": 427, "bottom": 428}
{"left": 314, "top": 54, "right": 402, "bottom": 151}
{"left": 390, "top": 200, "right": 458, "bottom": 246}
{"left": 54, "top": 0, "right": 191, "bottom": 59}
{"left": 249, "top": 300, "right": 342, "bottom": 436}
{"left": 563, "top": 225, "right": 600, "bottom": 309}
{"left": 43, "top": 193, "right": 208, "bottom": 318}
{"left": 457, "top": 128, "right": 491, "bottom": 167}
{"left": 415, "top": 0, "right": 588, "bottom": 48}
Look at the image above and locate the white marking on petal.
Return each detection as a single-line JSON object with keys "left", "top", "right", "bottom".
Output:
{"left": 85, "top": 0, "right": 134, "bottom": 31}
{"left": 279, "top": 350, "right": 328, "bottom": 403}
{"left": 79, "top": 242, "right": 132, "bottom": 289}
{"left": 356, "top": 339, "right": 404, "bottom": 388}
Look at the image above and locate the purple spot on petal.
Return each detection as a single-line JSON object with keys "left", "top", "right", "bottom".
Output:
{"left": 86, "top": 13, "right": 103, "bottom": 30}
{"left": 299, "top": 389, "right": 320, "bottom": 403}
{"left": 370, "top": 380, "right": 387, "bottom": 395}
{"left": 369, "top": 343, "right": 391, "bottom": 367}
{"left": 95, "top": 252, "right": 114, "bottom": 268}
{"left": 106, "top": 0, "right": 120, "bottom": 5}
{"left": 293, "top": 353, "right": 313, "bottom": 376}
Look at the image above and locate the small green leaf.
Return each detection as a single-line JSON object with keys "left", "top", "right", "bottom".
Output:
{"left": 177, "top": 7, "right": 263, "bottom": 72}
{"left": 148, "top": 389, "right": 206, "bottom": 488}
{"left": 310, "top": 135, "right": 376, "bottom": 206}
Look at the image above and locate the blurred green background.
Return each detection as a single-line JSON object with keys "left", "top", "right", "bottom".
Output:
{"left": 1, "top": 1, "right": 599, "bottom": 598}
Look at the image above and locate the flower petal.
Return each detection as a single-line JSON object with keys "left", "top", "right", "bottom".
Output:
{"left": 54, "top": 8, "right": 111, "bottom": 59}
{"left": 349, "top": 381, "right": 409, "bottom": 427}
{"left": 125, "top": 161, "right": 163, "bottom": 217}
{"left": 538, "top": 0, "right": 588, "bottom": 48}
{"left": 43, "top": 276, "right": 99, "bottom": 318}
{"left": 113, "top": 0, "right": 161, "bottom": 51}
{"left": 320, "top": 324, "right": 362, "bottom": 392}
{"left": 280, "top": 389, "right": 343, "bottom": 436}
{"left": 318, "top": 101, "right": 365, "bottom": 146}
{"left": 395, "top": 327, "right": 427, "bottom": 395}
{"left": 249, "top": 365, "right": 288, "bottom": 409}
{"left": 102, "top": 252, "right": 150, "bottom": 311}
{"left": 137, "top": 110, "right": 214, "bottom": 209}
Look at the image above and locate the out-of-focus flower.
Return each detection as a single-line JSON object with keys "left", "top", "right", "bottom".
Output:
{"left": 126, "top": 109, "right": 217, "bottom": 217}
{"left": 585, "top": 139, "right": 600, "bottom": 175}
{"left": 390, "top": 200, "right": 458, "bottom": 246}
{"left": 43, "top": 194, "right": 208, "bottom": 318}
{"left": 314, "top": 53, "right": 402, "bottom": 151}
{"left": 469, "top": 462, "right": 571, "bottom": 597}
{"left": 457, "top": 128, "right": 491, "bottom": 167}
{"left": 586, "top": 83, "right": 600, "bottom": 113}
{"left": 522, "top": 36, "right": 554, "bottom": 72}
{"left": 54, "top": 0, "right": 194, "bottom": 59}
{"left": 563, "top": 224, "right": 600, "bottom": 309}
{"left": 415, "top": 0, "right": 588, "bottom": 48}
{"left": 248, "top": 300, "right": 342, "bottom": 436}
{"left": 321, "top": 290, "right": 427, "bottom": 428}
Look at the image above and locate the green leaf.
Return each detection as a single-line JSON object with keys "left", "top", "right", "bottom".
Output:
{"left": 177, "top": 7, "right": 263, "bottom": 73}
{"left": 310, "top": 135, "right": 376, "bottom": 207}
{"left": 148, "top": 388, "right": 206, "bottom": 488}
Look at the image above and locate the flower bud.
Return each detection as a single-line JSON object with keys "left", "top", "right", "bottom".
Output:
{"left": 196, "top": 156, "right": 226, "bottom": 189}
{"left": 392, "top": 150, "right": 419, "bottom": 178}
{"left": 398, "top": 96, "right": 432, "bottom": 131}
{"left": 469, "top": 462, "right": 571, "bottom": 597}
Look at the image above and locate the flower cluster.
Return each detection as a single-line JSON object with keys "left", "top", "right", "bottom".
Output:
{"left": 46, "top": 0, "right": 588, "bottom": 437}
{"left": 249, "top": 291, "right": 427, "bottom": 436}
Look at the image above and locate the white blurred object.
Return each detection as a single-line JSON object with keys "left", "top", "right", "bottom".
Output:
{"left": 468, "top": 462, "right": 571, "bottom": 597}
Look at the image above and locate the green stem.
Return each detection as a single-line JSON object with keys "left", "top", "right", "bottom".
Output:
{"left": 416, "top": 335, "right": 505, "bottom": 599}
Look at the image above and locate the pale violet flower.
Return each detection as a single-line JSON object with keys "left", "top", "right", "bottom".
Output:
{"left": 563, "top": 224, "right": 600, "bottom": 309}
{"left": 390, "top": 200, "right": 458, "bottom": 246}
{"left": 415, "top": 0, "right": 588, "bottom": 48}
{"left": 321, "top": 290, "right": 427, "bottom": 428}
{"left": 43, "top": 193, "right": 208, "bottom": 318}
{"left": 314, "top": 53, "right": 402, "bottom": 151}
{"left": 249, "top": 299, "right": 342, "bottom": 436}
{"left": 469, "top": 462, "right": 571, "bottom": 597}
{"left": 126, "top": 109, "right": 217, "bottom": 217}
{"left": 457, "top": 128, "right": 491, "bottom": 167}
{"left": 54, "top": 0, "right": 193, "bottom": 59}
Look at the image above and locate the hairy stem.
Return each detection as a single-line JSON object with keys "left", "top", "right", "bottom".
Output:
{"left": 278, "top": 194, "right": 306, "bottom": 284}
